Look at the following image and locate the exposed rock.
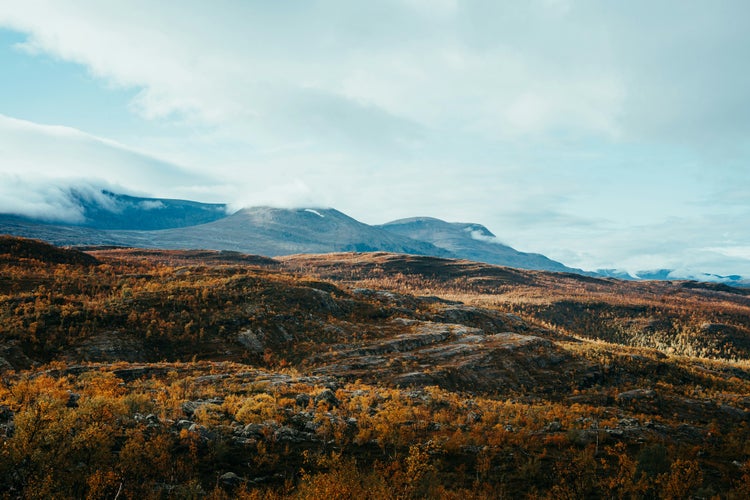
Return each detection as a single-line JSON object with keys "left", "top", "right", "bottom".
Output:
{"left": 241, "top": 421, "right": 278, "bottom": 439}
{"left": 295, "top": 393, "right": 311, "bottom": 408}
{"left": 219, "top": 472, "right": 242, "bottom": 489}
{"left": 0, "top": 356, "right": 13, "bottom": 372}
{"left": 314, "top": 389, "right": 340, "bottom": 408}
{"left": 616, "top": 389, "right": 656, "bottom": 402}
{"left": 719, "top": 404, "right": 748, "bottom": 420}
{"left": 66, "top": 331, "right": 145, "bottom": 363}
{"left": 175, "top": 419, "right": 194, "bottom": 430}
{"left": 188, "top": 423, "right": 215, "bottom": 441}
{"left": 181, "top": 398, "right": 224, "bottom": 418}
{"left": 434, "top": 306, "right": 519, "bottom": 333}
{"left": 0, "top": 404, "right": 13, "bottom": 438}
{"left": 112, "top": 366, "right": 173, "bottom": 381}
{"left": 274, "top": 426, "right": 318, "bottom": 443}
{"left": 545, "top": 421, "right": 562, "bottom": 432}
{"left": 393, "top": 371, "right": 435, "bottom": 387}
{"left": 134, "top": 413, "right": 162, "bottom": 428}
{"left": 237, "top": 329, "right": 264, "bottom": 353}
{"left": 0, "top": 341, "right": 35, "bottom": 371}
{"left": 66, "top": 391, "right": 80, "bottom": 408}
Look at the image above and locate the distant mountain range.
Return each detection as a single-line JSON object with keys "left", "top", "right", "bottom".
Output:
{"left": 0, "top": 189, "right": 585, "bottom": 273}
{"left": 0, "top": 189, "right": 747, "bottom": 284}
{"left": 597, "top": 268, "right": 749, "bottom": 286}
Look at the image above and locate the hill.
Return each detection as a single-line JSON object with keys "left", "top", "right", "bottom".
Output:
{"left": 0, "top": 234, "right": 98, "bottom": 266}
{"left": 0, "top": 237, "right": 749, "bottom": 497}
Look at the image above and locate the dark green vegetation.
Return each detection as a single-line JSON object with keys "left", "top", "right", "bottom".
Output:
{"left": 1, "top": 237, "right": 749, "bottom": 498}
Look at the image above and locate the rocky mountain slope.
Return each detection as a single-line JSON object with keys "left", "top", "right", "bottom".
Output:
{"left": 380, "top": 216, "right": 579, "bottom": 273}
{"left": 111, "top": 206, "right": 453, "bottom": 257}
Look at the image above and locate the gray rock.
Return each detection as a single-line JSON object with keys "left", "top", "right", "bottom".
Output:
{"left": 314, "top": 389, "right": 339, "bottom": 407}
{"left": 242, "top": 421, "right": 278, "bottom": 438}
{"left": 719, "top": 404, "right": 748, "bottom": 420}
{"left": 274, "top": 426, "right": 307, "bottom": 443}
{"left": 237, "top": 329, "right": 264, "bottom": 352}
{"left": 66, "top": 391, "right": 80, "bottom": 408}
{"left": 219, "top": 472, "right": 241, "bottom": 488}
{"left": 545, "top": 421, "right": 562, "bottom": 432}
{"left": 175, "top": 419, "right": 194, "bottom": 430}
{"left": 295, "top": 393, "right": 311, "bottom": 408}
{"left": 616, "top": 388, "right": 655, "bottom": 402}
{"left": 181, "top": 398, "right": 223, "bottom": 418}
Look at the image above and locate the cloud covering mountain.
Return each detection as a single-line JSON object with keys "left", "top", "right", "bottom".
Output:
{"left": 0, "top": 1, "right": 749, "bottom": 276}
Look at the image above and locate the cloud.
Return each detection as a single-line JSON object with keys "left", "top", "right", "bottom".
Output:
{"left": 0, "top": 2, "right": 749, "bottom": 278}
{"left": 0, "top": 0, "right": 630, "bottom": 148}
{"left": 464, "top": 226, "right": 506, "bottom": 245}
{"left": 0, "top": 113, "right": 213, "bottom": 192}
{"left": 138, "top": 200, "right": 166, "bottom": 210}
{"left": 227, "top": 179, "right": 321, "bottom": 212}
{"left": 0, "top": 176, "right": 87, "bottom": 223}
{"left": 0, "top": 114, "right": 227, "bottom": 221}
{"left": 504, "top": 211, "right": 750, "bottom": 278}
{"left": 600, "top": 1, "right": 750, "bottom": 147}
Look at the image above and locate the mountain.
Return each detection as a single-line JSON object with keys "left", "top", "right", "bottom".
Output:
{"left": 11, "top": 189, "right": 229, "bottom": 230}
{"left": 0, "top": 204, "right": 452, "bottom": 259}
{"left": 5, "top": 189, "right": 741, "bottom": 281}
{"left": 109, "top": 206, "right": 454, "bottom": 257}
{"left": 597, "top": 268, "right": 750, "bottom": 287}
{"left": 380, "top": 216, "right": 583, "bottom": 273}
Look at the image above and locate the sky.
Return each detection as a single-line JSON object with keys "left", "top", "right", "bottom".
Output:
{"left": 1, "top": 0, "right": 749, "bottom": 277}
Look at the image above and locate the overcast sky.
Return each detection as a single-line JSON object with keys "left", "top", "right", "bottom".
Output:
{"left": 1, "top": 1, "right": 749, "bottom": 276}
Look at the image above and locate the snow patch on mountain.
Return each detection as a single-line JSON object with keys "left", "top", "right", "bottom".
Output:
{"left": 304, "top": 209, "right": 325, "bottom": 218}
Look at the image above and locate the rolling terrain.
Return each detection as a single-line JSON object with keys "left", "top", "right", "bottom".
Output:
{"left": 0, "top": 236, "right": 749, "bottom": 497}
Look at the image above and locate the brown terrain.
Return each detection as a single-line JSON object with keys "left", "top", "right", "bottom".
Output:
{"left": 0, "top": 237, "right": 749, "bottom": 498}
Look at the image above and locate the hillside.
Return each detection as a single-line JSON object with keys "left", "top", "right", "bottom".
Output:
{"left": 281, "top": 252, "right": 750, "bottom": 360}
{"left": 0, "top": 238, "right": 749, "bottom": 498}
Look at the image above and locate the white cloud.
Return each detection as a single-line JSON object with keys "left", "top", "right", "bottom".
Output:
{"left": 0, "top": 114, "right": 226, "bottom": 220}
{"left": 0, "top": 1, "right": 749, "bottom": 277}
{"left": 0, "top": 0, "right": 629, "bottom": 147}
{"left": 0, "top": 176, "right": 86, "bottom": 223}
{"left": 138, "top": 200, "right": 166, "bottom": 210}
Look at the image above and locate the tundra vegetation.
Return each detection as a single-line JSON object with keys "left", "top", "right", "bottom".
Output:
{"left": 0, "top": 237, "right": 749, "bottom": 498}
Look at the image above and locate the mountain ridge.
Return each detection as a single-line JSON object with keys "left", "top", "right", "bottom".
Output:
{"left": 1, "top": 189, "right": 746, "bottom": 282}
{"left": 0, "top": 190, "right": 581, "bottom": 274}
{"left": 380, "top": 216, "right": 583, "bottom": 274}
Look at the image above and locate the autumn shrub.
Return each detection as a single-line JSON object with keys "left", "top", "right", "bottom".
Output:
{"left": 235, "top": 393, "right": 278, "bottom": 424}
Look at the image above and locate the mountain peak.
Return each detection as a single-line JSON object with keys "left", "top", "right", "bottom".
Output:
{"left": 380, "top": 216, "right": 580, "bottom": 273}
{"left": 0, "top": 190, "right": 579, "bottom": 274}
